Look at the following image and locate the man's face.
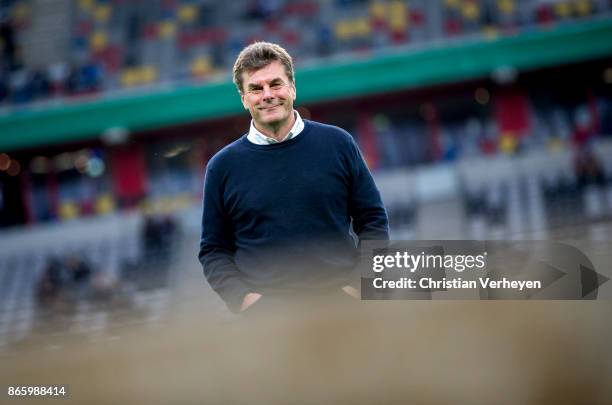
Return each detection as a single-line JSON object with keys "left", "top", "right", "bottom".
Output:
{"left": 240, "top": 60, "right": 296, "bottom": 131}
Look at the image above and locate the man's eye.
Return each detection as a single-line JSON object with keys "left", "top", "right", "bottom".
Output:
{"left": 271, "top": 83, "right": 282, "bottom": 89}
{"left": 250, "top": 88, "right": 262, "bottom": 94}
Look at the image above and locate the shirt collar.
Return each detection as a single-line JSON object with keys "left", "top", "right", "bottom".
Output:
{"left": 247, "top": 110, "right": 304, "bottom": 145}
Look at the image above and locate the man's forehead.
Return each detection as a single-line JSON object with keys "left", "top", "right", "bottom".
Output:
{"left": 242, "top": 61, "right": 289, "bottom": 84}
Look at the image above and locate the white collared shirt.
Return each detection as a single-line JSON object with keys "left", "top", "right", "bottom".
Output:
{"left": 247, "top": 110, "right": 305, "bottom": 145}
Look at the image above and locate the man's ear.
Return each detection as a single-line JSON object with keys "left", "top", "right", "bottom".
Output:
{"left": 240, "top": 93, "right": 248, "bottom": 110}
{"left": 292, "top": 83, "right": 297, "bottom": 102}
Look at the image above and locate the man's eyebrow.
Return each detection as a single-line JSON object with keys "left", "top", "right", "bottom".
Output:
{"left": 247, "top": 78, "right": 284, "bottom": 88}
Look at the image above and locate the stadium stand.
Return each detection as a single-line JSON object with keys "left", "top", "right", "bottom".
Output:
{"left": 1, "top": 0, "right": 610, "bottom": 106}
{"left": 0, "top": 211, "right": 179, "bottom": 348}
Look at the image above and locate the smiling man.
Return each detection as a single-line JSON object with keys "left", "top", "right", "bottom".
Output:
{"left": 199, "top": 42, "right": 389, "bottom": 314}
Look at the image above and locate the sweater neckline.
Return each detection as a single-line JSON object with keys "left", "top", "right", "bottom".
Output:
{"left": 240, "top": 120, "right": 313, "bottom": 151}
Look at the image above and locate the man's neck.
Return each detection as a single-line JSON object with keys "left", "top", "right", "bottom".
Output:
{"left": 254, "top": 113, "right": 296, "bottom": 142}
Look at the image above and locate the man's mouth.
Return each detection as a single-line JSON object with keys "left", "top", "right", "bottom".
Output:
{"left": 260, "top": 105, "right": 280, "bottom": 111}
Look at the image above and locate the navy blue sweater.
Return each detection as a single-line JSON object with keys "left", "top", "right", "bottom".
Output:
{"left": 199, "top": 120, "right": 388, "bottom": 312}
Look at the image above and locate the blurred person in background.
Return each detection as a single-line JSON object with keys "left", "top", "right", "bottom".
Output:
{"left": 37, "top": 253, "right": 95, "bottom": 305}
{"left": 199, "top": 42, "right": 389, "bottom": 315}
{"left": 65, "top": 253, "right": 92, "bottom": 284}
{"left": 575, "top": 145, "right": 605, "bottom": 189}
{"left": 36, "top": 256, "right": 65, "bottom": 306}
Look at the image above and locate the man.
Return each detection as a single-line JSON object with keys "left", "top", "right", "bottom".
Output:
{"left": 199, "top": 42, "right": 388, "bottom": 314}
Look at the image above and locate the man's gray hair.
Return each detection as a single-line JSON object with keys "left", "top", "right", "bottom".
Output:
{"left": 232, "top": 42, "right": 295, "bottom": 94}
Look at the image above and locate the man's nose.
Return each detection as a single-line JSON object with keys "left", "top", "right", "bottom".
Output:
{"left": 262, "top": 86, "right": 273, "bottom": 99}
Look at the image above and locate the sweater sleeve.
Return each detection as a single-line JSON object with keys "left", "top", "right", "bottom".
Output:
{"left": 346, "top": 136, "right": 390, "bottom": 242}
{"left": 198, "top": 163, "right": 252, "bottom": 313}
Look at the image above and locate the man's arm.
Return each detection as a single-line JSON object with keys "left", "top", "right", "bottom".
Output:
{"left": 341, "top": 136, "right": 389, "bottom": 294}
{"left": 346, "top": 137, "right": 390, "bottom": 242}
{"left": 199, "top": 163, "right": 253, "bottom": 313}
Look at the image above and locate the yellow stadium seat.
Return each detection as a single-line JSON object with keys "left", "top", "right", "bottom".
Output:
{"left": 134, "top": 68, "right": 146, "bottom": 84}
{"left": 389, "top": 0, "right": 406, "bottom": 14}
{"left": 120, "top": 69, "right": 137, "bottom": 87}
{"left": 462, "top": 1, "right": 480, "bottom": 21}
{"left": 59, "top": 201, "right": 79, "bottom": 220}
{"left": 482, "top": 25, "right": 500, "bottom": 39}
{"left": 353, "top": 18, "right": 372, "bottom": 36}
{"left": 369, "top": 1, "right": 387, "bottom": 20}
{"left": 444, "top": 0, "right": 460, "bottom": 9}
{"left": 95, "top": 195, "right": 115, "bottom": 214}
{"left": 78, "top": 0, "right": 94, "bottom": 12}
{"left": 388, "top": 1, "right": 407, "bottom": 30}
{"left": 191, "top": 57, "right": 212, "bottom": 78}
{"left": 554, "top": 1, "right": 571, "bottom": 17}
{"left": 335, "top": 20, "right": 351, "bottom": 40}
{"left": 120, "top": 66, "right": 159, "bottom": 86}
{"left": 497, "top": 0, "right": 514, "bottom": 15}
{"left": 90, "top": 31, "right": 108, "bottom": 52}
{"left": 159, "top": 21, "right": 177, "bottom": 39}
{"left": 389, "top": 16, "right": 407, "bottom": 31}
{"left": 178, "top": 5, "right": 198, "bottom": 23}
{"left": 94, "top": 4, "right": 112, "bottom": 22}
{"left": 499, "top": 132, "right": 518, "bottom": 154}
{"left": 141, "top": 66, "right": 158, "bottom": 83}
{"left": 574, "top": 0, "right": 592, "bottom": 15}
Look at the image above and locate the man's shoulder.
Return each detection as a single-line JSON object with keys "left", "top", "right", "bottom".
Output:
{"left": 207, "top": 135, "right": 248, "bottom": 169}
{"left": 305, "top": 120, "right": 354, "bottom": 145}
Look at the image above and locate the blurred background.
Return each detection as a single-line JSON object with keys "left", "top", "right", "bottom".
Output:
{"left": 0, "top": 1, "right": 611, "bottom": 402}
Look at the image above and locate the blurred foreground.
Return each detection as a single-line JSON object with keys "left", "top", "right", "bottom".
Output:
{"left": 1, "top": 299, "right": 611, "bottom": 404}
{"left": 1, "top": 216, "right": 612, "bottom": 404}
{"left": 2, "top": 155, "right": 612, "bottom": 403}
